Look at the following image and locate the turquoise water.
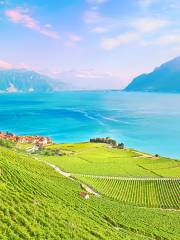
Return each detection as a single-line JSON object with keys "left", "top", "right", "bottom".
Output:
{"left": 0, "top": 91, "right": 180, "bottom": 159}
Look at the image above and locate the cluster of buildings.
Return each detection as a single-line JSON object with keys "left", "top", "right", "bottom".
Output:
{"left": 90, "top": 137, "right": 124, "bottom": 149}
{"left": 0, "top": 131, "right": 52, "bottom": 146}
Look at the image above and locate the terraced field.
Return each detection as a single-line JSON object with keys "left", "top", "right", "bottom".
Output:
{"left": 42, "top": 143, "right": 180, "bottom": 210}
{"left": 76, "top": 175, "right": 180, "bottom": 209}
{"left": 1, "top": 142, "right": 180, "bottom": 239}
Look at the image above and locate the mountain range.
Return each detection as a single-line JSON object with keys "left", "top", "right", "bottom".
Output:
{"left": 0, "top": 69, "right": 66, "bottom": 93}
{"left": 125, "top": 56, "right": 180, "bottom": 93}
{"left": 1, "top": 56, "right": 180, "bottom": 93}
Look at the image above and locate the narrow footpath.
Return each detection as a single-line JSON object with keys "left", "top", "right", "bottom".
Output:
{"left": 33, "top": 156, "right": 100, "bottom": 197}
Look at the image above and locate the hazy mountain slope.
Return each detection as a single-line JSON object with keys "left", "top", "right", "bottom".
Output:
{"left": 125, "top": 56, "right": 180, "bottom": 93}
{"left": 0, "top": 69, "right": 66, "bottom": 93}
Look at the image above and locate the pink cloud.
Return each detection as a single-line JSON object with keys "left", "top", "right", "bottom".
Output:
{"left": 0, "top": 59, "right": 12, "bottom": 69}
{"left": 66, "top": 32, "right": 82, "bottom": 42}
{"left": 64, "top": 32, "right": 82, "bottom": 47}
{"left": 5, "top": 8, "right": 60, "bottom": 40}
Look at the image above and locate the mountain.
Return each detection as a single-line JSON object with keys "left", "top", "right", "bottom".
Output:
{"left": 125, "top": 56, "right": 180, "bottom": 93}
{"left": 0, "top": 69, "right": 66, "bottom": 93}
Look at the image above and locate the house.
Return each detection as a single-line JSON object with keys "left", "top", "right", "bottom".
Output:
{"left": 80, "top": 192, "right": 90, "bottom": 200}
{"left": 26, "top": 145, "right": 40, "bottom": 153}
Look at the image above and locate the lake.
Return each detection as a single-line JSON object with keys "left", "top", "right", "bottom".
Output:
{"left": 0, "top": 91, "right": 180, "bottom": 159}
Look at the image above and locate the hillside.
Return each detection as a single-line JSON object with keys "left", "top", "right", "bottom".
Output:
{"left": 125, "top": 56, "right": 180, "bottom": 93}
{"left": 0, "top": 141, "right": 180, "bottom": 239}
{"left": 43, "top": 142, "right": 180, "bottom": 177}
{"left": 0, "top": 69, "right": 66, "bottom": 93}
{"left": 41, "top": 142, "right": 180, "bottom": 209}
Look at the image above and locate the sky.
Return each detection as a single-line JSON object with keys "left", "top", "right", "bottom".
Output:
{"left": 0, "top": 0, "right": 180, "bottom": 89}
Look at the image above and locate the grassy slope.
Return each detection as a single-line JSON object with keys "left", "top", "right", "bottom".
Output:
{"left": 0, "top": 145, "right": 180, "bottom": 240}
{"left": 77, "top": 176, "right": 180, "bottom": 209}
{"left": 40, "top": 143, "right": 180, "bottom": 209}
{"left": 42, "top": 142, "right": 180, "bottom": 177}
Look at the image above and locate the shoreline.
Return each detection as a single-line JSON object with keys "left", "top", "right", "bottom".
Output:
{"left": 0, "top": 129, "right": 180, "bottom": 160}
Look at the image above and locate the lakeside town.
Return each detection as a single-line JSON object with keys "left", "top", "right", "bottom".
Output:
{"left": 0, "top": 131, "right": 52, "bottom": 146}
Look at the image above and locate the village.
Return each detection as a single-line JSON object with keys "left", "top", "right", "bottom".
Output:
{"left": 0, "top": 131, "right": 52, "bottom": 146}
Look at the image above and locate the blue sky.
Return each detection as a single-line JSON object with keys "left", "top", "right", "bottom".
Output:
{"left": 0, "top": 0, "right": 180, "bottom": 89}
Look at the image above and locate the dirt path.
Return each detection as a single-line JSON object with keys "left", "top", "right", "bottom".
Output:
{"left": 80, "top": 183, "right": 100, "bottom": 197}
{"left": 133, "top": 155, "right": 155, "bottom": 159}
{"left": 32, "top": 156, "right": 100, "bottom": 197}
{"left": 74, "top": 174, "right": 180, "bottom": 181}
{"left": 132, "top": 150, "right": 157, "bottom": 159}
{"left": 46, "top": 162, "right": 71, "bottom": 177}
